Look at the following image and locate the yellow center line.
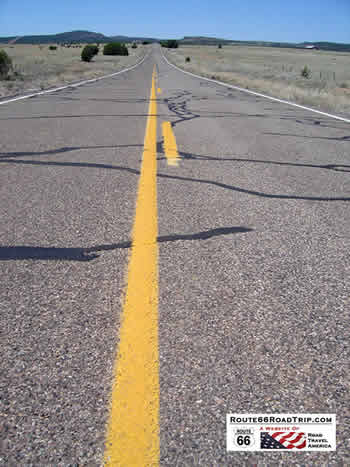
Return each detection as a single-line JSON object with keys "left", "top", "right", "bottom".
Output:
{"left": 162, "top": 121, "right": 179, "bottom": 166}
{"left": 104, "top": 65, "right": 159, "bottom": 466}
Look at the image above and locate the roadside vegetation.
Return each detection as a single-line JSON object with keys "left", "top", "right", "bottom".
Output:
{"left": 164, "top": 45, "right": 350, "bottom": 114}
{"left": 81, "top": 44, "right": 99, "bottom": 62}
{"left": 0, "top": 49, "right": 13, "bottom": 78}
{"left": 161, "top": 40, "right": 179, "bottom": 49}
{"left": 0, "top": 43, "right": 147, "bottom": 98}
{"left": 103, "top": 42, "right": 128, "bottom": 56}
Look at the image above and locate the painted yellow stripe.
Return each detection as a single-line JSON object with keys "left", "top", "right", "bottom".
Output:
{"left": 162, "top": 121, "right": 179, "bottom": 166}
{"left": 104, "top": 66, "right": 159, "bottom": 466}
{"left": 157, "top": 88, "right": 162, "bottom": 94}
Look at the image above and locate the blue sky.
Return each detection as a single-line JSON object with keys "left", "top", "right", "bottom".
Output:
{"left": 1, "top": 0, "right": 349, "bottom": 43}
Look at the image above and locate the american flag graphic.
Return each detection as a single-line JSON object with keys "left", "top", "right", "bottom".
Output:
{"left": 261, "top": 432, "right": 306, "bottom": 449}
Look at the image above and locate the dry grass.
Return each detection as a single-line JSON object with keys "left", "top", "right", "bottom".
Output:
{"left": 164, "top": 45, "right": 350, "bottom": 114}
{"left": 0, "top": 44, "right": 147, "bottom": 98}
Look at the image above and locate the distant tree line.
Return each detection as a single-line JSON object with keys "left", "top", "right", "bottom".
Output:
{"left": 161, "top": 40, "right": 179, "bottom": 48}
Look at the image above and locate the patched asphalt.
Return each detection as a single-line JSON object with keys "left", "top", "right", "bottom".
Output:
{"left": 1, "top": 45, "right": 349, "bottom": 465}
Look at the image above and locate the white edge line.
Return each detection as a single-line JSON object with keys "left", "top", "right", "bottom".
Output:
{"left": 0, "top": 53, "right": 150, "bottom": 106}
{"left": 161, "top": 51, "right": 350, "bottom": 124}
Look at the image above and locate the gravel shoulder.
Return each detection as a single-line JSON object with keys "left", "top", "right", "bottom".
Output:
{"left": 0, "top": 44, "right": 148, "bottom": 99}
{"left": 164, "top": 45, "right": 350, "bottom": 115}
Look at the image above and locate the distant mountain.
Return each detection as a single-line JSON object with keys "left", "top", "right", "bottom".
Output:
{"left": 179, "top": 36, "right": 295, "bottom": 46}
{"left": 110, "top": 35, "right": 158, "bottom": 43}
{"left": 0, "top": 31, "right": 349, "bottom": 52}
{"left": 8, "top": 36, "right": 23, "bottom": 44}
{"left": 0, "top": 30, "right": 159, "bottom": 45}
{"left": 178, "top": 36, "right": 350, "bottom": 52}
{"left": 0, "top": 30, "right": 107, "bottom": 44}
{"left": 181, "top": 36, "right": 233, "bottom": 45}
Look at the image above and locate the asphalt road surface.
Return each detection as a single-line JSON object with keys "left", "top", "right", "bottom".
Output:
{"left": 1, "top": 44, "right": 349, "bottom": 465}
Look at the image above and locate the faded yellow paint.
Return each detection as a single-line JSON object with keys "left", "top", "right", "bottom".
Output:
{"left": 162, "top": 121, "right": 179, "bottom": 166}
{"left": 104, "top": 66, "right": 159, "bottom": 466}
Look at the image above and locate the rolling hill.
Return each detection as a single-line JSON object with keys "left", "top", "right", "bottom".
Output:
{"left": 0, "top": 30, "right": 158, "bottom": 45}
{"left": 0, "top": 31, "right": 349, "bottom": 52}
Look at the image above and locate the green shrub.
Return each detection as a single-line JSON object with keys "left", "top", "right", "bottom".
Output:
{"left": 81, "top": 45, "right": 95, "bottom": 62}
{"left": 301, "top": 65, "right": 311, "bottom": 79}
{"left": 0, "top": 49, "right": 12, "bottom": 79}
{"left": 49, "top": 45, "right": 57, "bottom": 51}
{"left": 103, "top": 42, "right": 129, "bottom": 56}
{"left": 90, "top": 45, "right": 99, "bottom": 56}
{"left": 185, "top": 56, "right": 190, "bottom": 62}
{"left": 161, "top": 40, "right": 179, "bottom": 48}
{"left": 142, "top": 41, "right": 150, "bottom": 45}
{"left": 167, "top": 40, "right": 179, "bottom": 48}
{"left": 132, "top": 43, "right": 138, "bottom": 48}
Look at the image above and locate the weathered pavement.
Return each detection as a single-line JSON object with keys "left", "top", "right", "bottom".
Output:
{"left": 1, "top": 44, "right": 349, "bottom": 465}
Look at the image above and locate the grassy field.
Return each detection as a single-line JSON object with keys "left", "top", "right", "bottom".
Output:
{"left": 164, "top": 45, "right": 350, "bottom": 114}
{"left": 0, "top": 44, "right": 147, "bottom": 98}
